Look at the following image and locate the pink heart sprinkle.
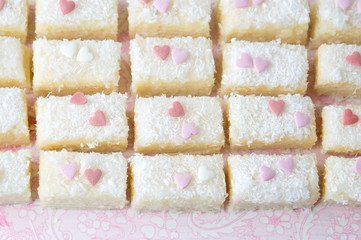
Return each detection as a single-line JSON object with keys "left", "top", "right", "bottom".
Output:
{"left": 174, "top": 173, "right": 192, "bottom": 189}
{"left": 70, "top": 92, "right": 87, "bottom": 105}
{"left": 84, "top": 169, "right": 102, "bottom": 186}
{"left": 358, "top": 1, "right": 361, "bottom": 13}
{"left": 60, "top": 163, "right": 78, "bottom": 180}
{"left": 336, "top": 0, "right": 352, "bottom": 11}
{"left": 268, "top": 100, "right": 285, "bottom": 116}
{"left": 89, "top": 110, "right": 106, "bottom": 127}
{"left": 253, "top": 57, "right": 269, "bottom": 73}
{"left": 252, "top": 0, "right": 264, "bottom": 6}
{"left": 345, "top": 52, "right": 361, "bottom": 66}
{"left": 277, "top": 157, "right": 295, "bottom": 173}
{"left": 0, "top": 0, "right": 6, "bottom": 10}
{"left": 259, "top": 166, "right": 276, "bottom": 181}
{"left": 168, "top": 101, "right": 185, "bottom": 117}
{"left": 153, "top": 0, "right": 170, "bottom": 13}
{"left": 181, "top": 122, "right": 199, "bottom": 139}
{"left": 236, "top": 53, "right": 253, "bottom": 68}
{"left": 355, "top": 158, "right": 361, "bottom": 174}
{"left": 141, "top": 0, "right": 151, "bottom": 3}
{"left": 294, "top": 112, "right": 311, "bottom": 128}
{"left": 233, "top": 0, "right": 250, "bottom": 8}
{"left": 59, "top": 0, "right": 75, "bottom": 15}
{"left": 171, "top": 48, "right": 189, "bottom": 65}
{"left": 153, "top": 45, "right": 170, "bottom": 60}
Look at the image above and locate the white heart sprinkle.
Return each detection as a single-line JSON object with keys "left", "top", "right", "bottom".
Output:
{"left": 60, "top": 42, "right": 77, "bottom": 58}
{"left": 198, "top": 165, "right": 215, "bottom": 183}
{"left": 76, "top": 46, "right": 93, "bottom": 62}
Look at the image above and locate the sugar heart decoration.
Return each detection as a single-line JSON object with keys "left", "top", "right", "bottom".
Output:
{"left": 174, "top": 173, "right": 192, "bottom": 189}
{"left": 236, "top": 53, "right": 253, "bottom": 68}
{"left": 253, "top": 0, "right": 264, "bottom": 5}
{"left": 60, "top": 163, "right": 78, "bottom": 180}
{"left": 342, "top": 109, "right": 359, "bottom": 125}
{"left": 336, "top": 0, "right": 352, "bottom": 11}
{"left": 198, "top": 165, "right": 215, "bottom": 183}
{"left": 181, "top": 122, "right": 199, "bottom": 139}
{"left": 268, "top": 100, "right": 285, "bottom": 116}
{"left": 153, "top": 0, "right": 170, "bottom": 13}
{"left": 0, "top": 0, "right": 6, "bottom": 11}
{"left": 172, "top": 48, "right": 189, "bottom": 65}
{"left": 153, "top": 45, "right": 170, "bottom": 60}
{"left": 70, "top": 92, "right": 87, "bottom": 105}
{"left": 77, "top": 46, "right": 93, "bottom": 62}
{"left": 168, "top": 101, "right": 185, "bottom": 117}
{"left": 233, "top": 0, "right": 250, "bottom": 8}
{"left": 259, "top": 166, "right": 276, "bottom": 181}
{"left": 345, "top": 51, "right": 361, "bottom": 66}
{"left": 84, "top": 169, "right": 102, "bottom": 186}
{"left": 60, "top": 42, "right": 77, "bottom": 58}
{"left": 253, "top": 57, "right": 269, "bottom": 73}
{"left": 277, "top": 157, "right": 294, "bottom": 173}
{"left": 358, "top": 1, "right": 361, "bottom": 13}
{"left": 89, "top": 110, "right": 106, "bottom": 127}
{"left": 294, "top": 112, "right": 310, "bottom": 128}
{"left": 355, "top": 158, "right": 361, "bottom": 174}
{"left": 59, "top": 0, "right": 75, "bottom": 15}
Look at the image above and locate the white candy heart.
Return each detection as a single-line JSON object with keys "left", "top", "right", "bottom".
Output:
{"left": 60, "top": 42, "right": 77, "bottom": 58}
{"left": 198, "top": 165, "right": 215, "bottom": 183}
{"left": 76, "top": 46, "right": 93, "bottom": 62}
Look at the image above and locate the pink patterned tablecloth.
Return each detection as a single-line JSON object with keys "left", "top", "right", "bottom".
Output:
{"left": 1, "top": 1, "right": 361, "bottom": 239}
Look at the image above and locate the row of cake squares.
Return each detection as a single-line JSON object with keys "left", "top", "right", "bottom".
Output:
{"left": 3, "top": 87, "right": 361, "bottom": 155}
{"left": 3, "top": 149, "right": 361, "bottom": 210}
{"left": 2, "top": 36, "right": 361, "bottom": 97}
{"left": 1, "top": 0, "right": 360, "bottom": 47}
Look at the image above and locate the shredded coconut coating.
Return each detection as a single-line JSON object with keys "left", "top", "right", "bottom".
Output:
{"left": 221, "top": 40, "right": 308, "bottom": 96}
{"left": 0, "top": 0, "right": 27, "bottom": 38}
{"left": 35, "top": 0, "right": 118, "bottom": 39}
{"left": 322, "top": 105, "right": 361, "bottom": 154}
{"left": 324, "top": 156, "right": 361, "bottom": 206}
{"left": 0, "top": 37, "right": 27, "bottom": 87}
{"left": 38, "top": 150, "right": 127, "bottom": 209}
{"left": 315, "top": 44, "right": 361, "bottom": 94}
{"left": 134, "top": 96, "right": 224, "bottom": 154}
{"left": 33, "top": 38, "right": 121, "bottom": 96}
{"left": 128, "top": 0, "right": 211, "bottom": 37}
{"left": 130, "top": 35, "right": 215, "bottom": 96}
{"left": 227, "top": 94, "right": 316, "bottom": 149}
{"left": 0, "top": 149, "right": 31, "bottom": 204}
{"left": 228, "top": 153, "right": 319, "bottom": 210}
{"left": 130, "top": 154, "right": 227, "bottom": 212}
{"left": 217, "top": 0, "right": 309, "bottom": 43}
{"left": 36, "top": 92, "right": 128, "bottom": 152}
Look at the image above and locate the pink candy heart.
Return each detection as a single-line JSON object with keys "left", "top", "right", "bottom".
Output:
{"left": 253, "top": 0, "right": 264, "bottom": 5}
{"left": 336, "top": 0, "right": 352, "bottom": 11}
{"left": 70, "top": 92, "right": 87, "bottom": 105}
{"left": 174, "top": 173, "right": 192, "bottom": 189}
{"left": 153, "top": 0, "right": 170, "bottom": 13}
{"left": 268, "top": 100, "right": 285, "bottom": 116}
{"left": 59, "top": 0, "right": 75, "bottom": 15}
{"left": 355, "top": 158, "right": 361, "bottom": 174}
{"left": 253, "top": 57, "right": 269, "bottom": 73}
{"left": 233, "top": 0, "right": 250, "bottom": 8}
{"left": 259, "top": 166, "right": 276, "bottom": 181}
{"left": 172, "top": 48, "right": 189, "bottom": 65}
{"left": 236, "top": 53, "right": 253, "bottom": 68}
{"left": 168, "top": 101, "right": 185, "bottom": 117}
{"left": 181, "top": 122, "right": 199, "bottom": 139}
{"left": 0, "top": 0, "right": 6, "bottom": 10}
{"left": 294, "top": 112, "right": 310, "bottom": 128}
{"left": 60, "top": 163, "right": 78, "bottom": 180}
{"left": 345, "top": 51, "right": 361, "bottom": 66}
{"left": 84, "top": 169, "right": 102, "bottom": 186}
{"left": 277, "top": 157, "right": 294, "bottom": 173}
{"left": 89, "top": 110, "right": 106, "bottom": 127}
{"left": 153, "top": 45, "right": 170, "bottom": 60}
